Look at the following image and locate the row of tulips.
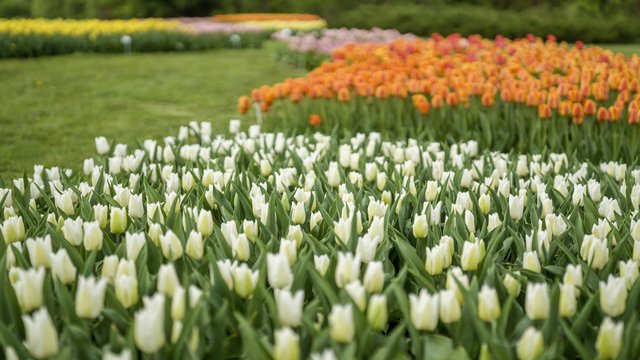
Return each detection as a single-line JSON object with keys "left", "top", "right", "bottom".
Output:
{"left": 0, "top": 119, "right": 639, "bottom": 358}
{"left": 211, "top": 13, "right": 327, "bottom": 31}
{"left": 272, "top": 28, "right": 416, "bottom": 70}
{"left": 239, "top": 34, "right": 640, "bottom": 162}
{"left": 0, "top": 18, "right": 268, "bottom": 58}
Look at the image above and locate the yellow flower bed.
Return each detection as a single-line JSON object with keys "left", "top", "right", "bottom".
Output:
{"left": 0, "top": 18, "right": 180, "bottom": 37}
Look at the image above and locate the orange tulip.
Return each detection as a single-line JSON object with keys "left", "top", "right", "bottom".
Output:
{"left": 337, "top": 88, "right": 350, "bottom": 102}
{"left": 237, "top": 96, "right": 251, "bottom": 114}
{"left": 481, "top": 92, "right": 494, "bottom": 107}
{"left": 308, "top": 114, "right": 322, "bottom": 126}
{"left": 538, "top": 104, "right": 551, "bottom": 119}
{"left": 583, "top": 100, "right": 596, "bottom": 116}
{"left": 596, "top": 107, "right": 609, "bottom": 121}
{"left": 431, "top": 94, "right": 444, "bottom": 109}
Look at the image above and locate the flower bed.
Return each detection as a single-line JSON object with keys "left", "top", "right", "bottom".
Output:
{"left": 0, "top": 18, "right": 268, "bottom": 58}
{"left": 0, "top": 120, "right": 639, "bottom": 358}
{"left": 240, "top": 34, "right": 640, "bottom": 162}
{"left": 212, "top": 13, "right": 327, "bottom": 31}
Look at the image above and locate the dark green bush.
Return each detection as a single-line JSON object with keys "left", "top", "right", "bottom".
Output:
{"left": 0, "top": 0, "right": 30, "bottom": 17}
{"left": 330, "top": 4, "right": 640, "bottom": 43}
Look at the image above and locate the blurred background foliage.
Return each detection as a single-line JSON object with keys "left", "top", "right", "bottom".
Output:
{"left": 1, "top": 0, "right": 640, "bottom": 43}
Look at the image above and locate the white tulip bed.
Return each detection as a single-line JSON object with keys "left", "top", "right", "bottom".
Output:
{"left": 1, "top": 120, "right": 640, "bottom": 359}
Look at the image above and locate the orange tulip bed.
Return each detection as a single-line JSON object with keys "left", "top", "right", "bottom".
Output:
{"left": 238, "top": 34, "right": 640, "bottom": 162}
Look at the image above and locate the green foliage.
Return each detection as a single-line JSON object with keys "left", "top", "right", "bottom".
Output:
{"left": 0, "top": 0, "right": 30, "bottom": 18}
{"left": 0, "top": 31, "right": 268, "bottom": 59}
{"left": 330, "top": 3, "right": 640, "bottom": 43}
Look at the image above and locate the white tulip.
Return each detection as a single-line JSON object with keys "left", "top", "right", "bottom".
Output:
{"left": 23, "top": 307, "right": 59, "bottom": 359}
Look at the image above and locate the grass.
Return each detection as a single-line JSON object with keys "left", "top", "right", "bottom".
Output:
{"left": 0, "top": 43, "right": 305, "bottom": 179}
{"left": 600, "top": 44, "right": 640, "bottom": 57}
{"left": 0, "top": 42, "right": 638, "bottom": 180}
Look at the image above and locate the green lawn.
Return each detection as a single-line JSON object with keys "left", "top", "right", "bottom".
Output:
{"left": 600, "top": 44, "right": 640, "bottom": 57}
{"left": 0, "top": 44, "right": 305, "bottom": 179}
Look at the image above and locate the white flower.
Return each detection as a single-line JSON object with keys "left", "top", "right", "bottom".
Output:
{"left": 525, "top": 283, "right": 550, "bottom": 320}
{"left": 477, "top": 285, "right": 500, "bottom": 322}
{"left": 345, "top": 280, "right": 367, "bottom": 311}
{"left": 12, "top": 267, "right": 45, "bottom": 312}
{"left": 595, "top": 318, "right": 623, "bottom": 360}
{"left": 157, "top": 263, "right": 181, "bottom": 297}
{"left": 49, "top": 249, "right": 76, "bottom": 285}
{"left": 439, "top": 289, "right": 461, "bottom": 324}
{"left": 314, "top": 254, "right": 330, "bottom": 276}
{"left": 95, "top": 136, "right": 110, "bottom": 155}
{"left": 275, "top": 289, "right": 304, "bottom": 327}
{"left": 329, "top": 304, "right": 354, "bottom": 343}
{"left": 273, "top": 327, "right": 300, "bottom": 360}
{"left": 134, "top": 294, "right": 166, "bottom": 353}
{"left": 619, "top": 259, "right": 639, "bottom": 289}
{"left": 61, "top": 217, "right": 83, "bottom": 246}
{"left": 75, "top": 276, "right": 108, "bottom": 319}
{"left": 599, "top": 275, "right": 627, "bottom": 317}
{"left": 267, "top": 252, "right": 293, "bottom": 289}
{"left": 409, "top": 289, "right": 439, "bottom": 330}
{"left": 559, "top": 283, "right": 577, "bottom": 318}
{"left": 335, "top": 252, "right": 360, "bottom": 288}
{"left": 412, "top": 214, "right": 429, "bottom": 239}
{"left": 125, "top": 232, "right": 146, "bottom": 260}
{"left": 1, "top": 216, "right": 25, "bottom": 244}
{"left": 159, "top": 230, "right": 183, "bottom": 260}
{"left": 23, "top": 307, "right": 59, "bottom": 359}
{"left": 516, "top": 327, "right": 543, "bottom": 360}
{"left": 26, "top": 236, "right": 53, "bottom": 268}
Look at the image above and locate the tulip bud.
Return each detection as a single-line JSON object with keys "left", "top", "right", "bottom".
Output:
{"left": 75, "top": 276, "right": 108, "bottom": 319}
{"left": 100, "top": 255, "right": 119, "bottom": 284}
{"left": 83, "top": 221, "right": 103, "bottom": 251}
{"left": 525, "top": 283, "right": 550, "bottom": 320}
{"left": 95, "top": 136, "right": 110, "bottom": 155}
{"left": 363, "top": 261, "right": 384, "bottom": 293}
{"left": 109, "top": 207, "right": 128, "bottom": 234}
{"left": 595, "top": 318, "right": 623, "bottom": 360}
{"left": 335, "top": 252, "right": 360, "bottom": 288}
{"left": 425, "top": 245, "right": 445, "bottom": 275}
{"left": 274, "top": 328, "right": 300, "bottom": 360}
{"left": 275, "top": 289, "right": 304, "bottom": 327}
{"left": 367, "top": 294, "right": 388, "bottom": 330}
{"left": 186, "top": 231, "right": 204, "bottom": 260}
{"left": 314, "top": 254, "right": 330, "bottom": 276}
{"left": 93, "top": 204, "right": 108, "bottom": 229}
{"left": 159, "top": 230, "right": 183, "bottom": 260}
{"left": 439, "top": 289, "right": 461, "bottom": 324}
{"left": 329, "top": 304, "right": 355, "bottom": 343}
{"left": 461, "top": 240, "right": 485, "bottom": 271}
{"left": 478, "top": 194, "right": 491, "bottom": 215}
{"left": 158, "top": 263, "right": 181, "bottom": 297}
{"left": 197, "top": 210, "right": 214, "bottom": 237}
{"left": 243, "top": 219, "right": 259, "bottom": 242}
{"left": 487, "top": 213, "right": 502, "bottom": 232}
{"left": 49, "top": 249, "right": 76, "bottom": 285}
{"left": 233, "top": 263, "right": 259, "bottom": 298}
{"left": 559, "top": 283, "right": 577, "bottom": 318}
{"left": 503, "top": 272, "right": 522, "bottom": 297}
{"left": 26, "top": 236, "right": 53, "bottom": 268}
{"left": 523, "top": 251, "right": 542, "bottom": 273}
{"left": 220, "top": 220, "right": 238, "bottom": 246}
{"left": 356, "top": 233, "right": 379, "bottom": 263}
{"left": 61, "top": 217, "right": 83, "bottom": 246}
{"left": 125, "top": 232, "right": 146, "bottom": 261}
{"left": 279, "top": 238, "right": 296, "bottom": 265}
{"left": 334, "top": 217, "right": 352, "bottom": 245}
{"left": 599, "top": 275, "right": 627, "bottom": 317}
{"left": 516, "top": 327, "right": 543, "bottom": 360}
{"left": 1, "top": 216, "right": 25, "bottom": 244}
{"left": 291, "top": 201, "right": 306, "bottom": 225}
{"left": 425, "top": 181, "right": 438, "bottom": 201}
{"left": 115, "top": 273, "right": 138, "bottom": 309}
{"left": 619, "top": 259, "right": 639, "bottom": 290}
{"left": 55, "top": 190, "right": 75, "bottom": 216}
{"left": 409, "top": 290, "right": 439, "bottom": 330}
{"left": 464, "top": 210, "right": 475, "bottom": 234}
{"left": 412, "top": 214, "right": 429, "bottom": 239}
{"left": 267, "top": 252, "right": 293, "bottom": 289}
{"left": 376, "top": 172, "right": 387, "bottom": 191}
{"left": 23, "top": 308, "right": 59, "bottom": 359}
{"left": 344, "top": 280, "right": 366, "bottom": 311}
{"left": 509, "top": 194, "right": 525, "bottom": 221}
{"left": 563, "top": 264, "right": 583, "bottom": 288}
{"left": 134, "top": 294, "right": 166, "bottom": 353}
{"left": 478, "top": 285, "right": 501, "bottom": 322}
{"left": 12, "top": 267, "right": 45, "bottom": 312}
{"left": 128, "top": 194, "right": 144, "bottom": 219}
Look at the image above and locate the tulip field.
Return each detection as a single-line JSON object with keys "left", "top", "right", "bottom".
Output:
{"left": 1, "top": 25, "right": 640, "bottom": 360}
